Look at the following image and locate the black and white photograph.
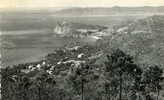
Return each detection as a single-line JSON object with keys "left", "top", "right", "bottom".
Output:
{"left": 0, "top": 0, "right": 164, "bottom": 100}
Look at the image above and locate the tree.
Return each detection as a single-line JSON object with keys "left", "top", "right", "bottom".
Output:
{"left": 105, "top": 49, "right": 142, "bottom": 100}
{"left": 1, "top": 68, "right": 16, "bottom": 100}
{"left": 66, "top": 62, "right": 92, "bottom": 100}
{"left": 31, "top": 71, "right": 56, "bottom": 100}
{"left": 142, "top": 65, "right": 163, "bottom": 100}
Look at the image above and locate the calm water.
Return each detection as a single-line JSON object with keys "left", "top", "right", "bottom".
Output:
{"left": 1, "top": 35, "right": 97, "bottom": 67}
{"left": 1, "top": 48, "right": 54, "bottom": 67}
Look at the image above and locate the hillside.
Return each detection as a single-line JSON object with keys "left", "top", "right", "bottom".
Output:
{"left": 103, "top": 15, "right": 164, "bottom": 66}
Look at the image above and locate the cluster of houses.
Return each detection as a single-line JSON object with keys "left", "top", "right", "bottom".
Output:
{"left": 18, "top": 45, "right": 103, "bottom": 78}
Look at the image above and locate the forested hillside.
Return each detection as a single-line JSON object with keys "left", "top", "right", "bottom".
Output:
{"left": 102, "top": 15, "right": 164, "bottom": 66}
{"left": 1, "top": 45, "right": 164, "bottom": 100}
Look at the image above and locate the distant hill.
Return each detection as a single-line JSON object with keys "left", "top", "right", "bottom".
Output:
{"left": 1, "top": 6, "right": 164, "bottom": 16}
{"left": 54, "top": 6, "right": 164, "bottom": 16}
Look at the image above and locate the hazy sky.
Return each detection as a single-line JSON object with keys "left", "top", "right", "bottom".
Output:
{"left": 0, "top": 0, "right": 164, "bottom": 9}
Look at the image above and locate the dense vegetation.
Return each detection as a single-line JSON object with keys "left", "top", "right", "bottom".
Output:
{"left": 1, "top": 44, "right": 164, "bottom": 100}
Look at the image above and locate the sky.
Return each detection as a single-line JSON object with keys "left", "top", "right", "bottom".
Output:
{"left": 0, "top": 0, "right": 164, "bottom": 9}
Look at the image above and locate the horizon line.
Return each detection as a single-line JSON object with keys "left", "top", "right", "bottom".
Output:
{"left": 0, "top": 5, "right": 164, "bottom": 11}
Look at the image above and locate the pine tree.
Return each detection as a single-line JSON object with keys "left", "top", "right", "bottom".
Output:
{"left": 142, "top": 65, "right": 163, "bottom": 100}
{"left": 105, "top": 49, "right": 142, "bottom": 100}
